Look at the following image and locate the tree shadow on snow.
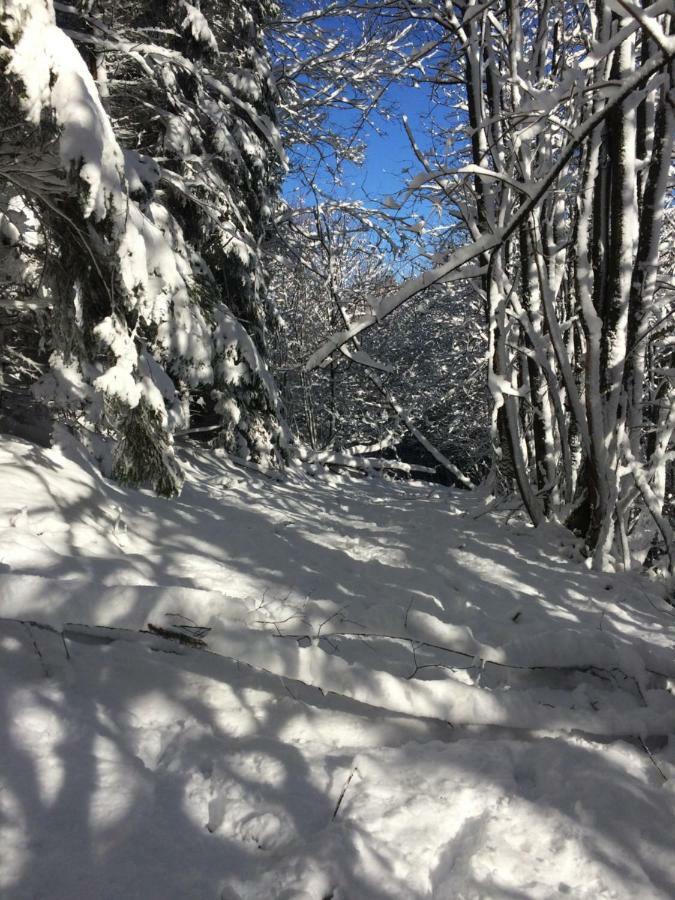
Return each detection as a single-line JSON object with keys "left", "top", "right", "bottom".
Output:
{"left": 1, "top": 440, "right": 675, "bottom": 897}
{"left": 1, "top": 620, "right": 674, "bottom": 899}
{"left": 0, "top": 620, "right": 404, "bottom": 899}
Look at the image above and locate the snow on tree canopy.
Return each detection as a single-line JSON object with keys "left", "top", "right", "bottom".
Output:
{"left": 179, "top": 0, "right": 219, "bottom": 54}
{"left": 0, "top": 0, "right": 291, "bottom": 493}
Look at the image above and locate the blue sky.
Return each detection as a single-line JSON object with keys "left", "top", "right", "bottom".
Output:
{"left": 338, "top": 83, "right": 434, "bottom": 201}
{"left": 282, "top": 81, "right": 435, "bottom": 208}
{"left": 280, "top": 79, "right": 440, "bottom": 274}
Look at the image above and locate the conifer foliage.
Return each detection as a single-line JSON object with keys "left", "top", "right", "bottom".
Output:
{"left": 0, "top": 0, "right": 290, "bottom": 495}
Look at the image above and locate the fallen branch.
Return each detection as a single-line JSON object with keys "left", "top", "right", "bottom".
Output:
{"left": 313, "top": 452, "right": 436, "bottom": 477}
{"left": 2, "top": 617, "right": 671, "bottom": 738}
{"left": 270, "top": 629, "right": 671, "bottom": 682}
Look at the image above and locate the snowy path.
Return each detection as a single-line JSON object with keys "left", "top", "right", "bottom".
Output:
{"left": 1, "top": 437, "right": 675, "bottom": 898}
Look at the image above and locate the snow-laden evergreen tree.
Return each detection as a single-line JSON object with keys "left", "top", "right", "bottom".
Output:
{"left": 116, "top": 0, "right": 291, "bottom": 462}
{"left": 0, "top": 0, "right": 290, "bottom": 494}
{"left": 1, "top": 0, "right": 187, "bottom": 494}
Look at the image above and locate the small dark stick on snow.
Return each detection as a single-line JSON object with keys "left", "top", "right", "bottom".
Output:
{"left": 332, "top": 767, "right": 358, "bottom": 820}
{"left": 60, "top": 631, "right": 71, "bottom": 661}
{"left": 23, "top": 622, "right": 49, "bottom": 677}
{"left": 146, "top": 623, "right": 207, "bottom": 648}
{"left": 639, "top": 737, "right": 668, "bottom": 782}
{"left": 404, "top": 596, "right": 414, "bottom": 629}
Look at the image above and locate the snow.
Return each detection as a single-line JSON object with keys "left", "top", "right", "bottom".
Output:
{"left": 7, "top": 3, "right": 127, "bottom": 224}
{"left": 1, "top": 433, "right": 675, "bottom": 898}
{"left": 180, "top": 1, "right": 218, "bottom": 54}
{"left": 4, "top": 0, "right": 216, "bottom": 422}
{"left": 3, "top": 0, "right": 56, "bottom": 125}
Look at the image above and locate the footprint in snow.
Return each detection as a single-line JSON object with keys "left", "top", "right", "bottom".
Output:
{"left": 236, "top": 810, "right": 287, "bottom": 850}
{"left": 207, "top": 795, "right": 293, "bottom": 851}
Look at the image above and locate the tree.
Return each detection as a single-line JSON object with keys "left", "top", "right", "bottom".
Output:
{"left": 306, "top": 0, "right": 675, "bottom": 571}
{"left": 0, "top": 0, "right": 290, "bottom": 494}
{"left": 270, "top": 199, "right": 485, "bottom": 485}
{"left": 270, "top": 203, "right": 401, "bottom": 452}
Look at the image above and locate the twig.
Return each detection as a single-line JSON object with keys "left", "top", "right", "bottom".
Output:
{"left": 60, "top": 631, "right": 71, "bottom": 661}
{"left": 146, "top": 622, "right": 207, "bottom": 648}
{"left": 639, "top": 737, "right": 668, "bottom": 782}
{"left": 404, "top": 596, "right": 414, "bottom": 630}
{"left": 280, "top": 677, "right": 297, "bottom": 701}
{"left": 22, "top": 622, "right": 49, "bottom": 677}
{"left": 332, "top": 767, "right": 358, "bottom": 820}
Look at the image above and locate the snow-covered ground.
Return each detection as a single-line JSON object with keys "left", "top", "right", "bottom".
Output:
{"left": 1, "top": 434, "right": 675, "bottom": 899}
